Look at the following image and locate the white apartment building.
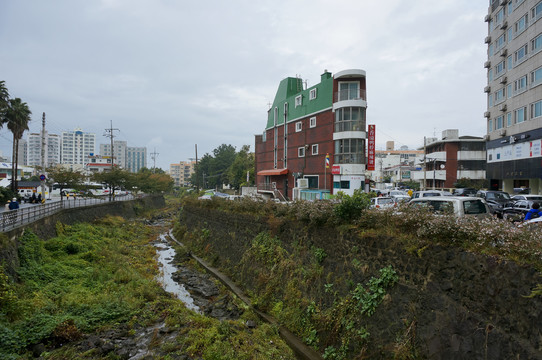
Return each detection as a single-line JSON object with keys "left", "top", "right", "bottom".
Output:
{"left": 485, "top": 0, "right": 542, "bottom": 193}
{"left": 100, "top": 141, "right": 127, "bottom": 169}
{"left": 26, "top": 130, "right": 61, "bottom": 168}
{"left": 169, "top": 161, "right": 196, "bottom": 187}
{"left": 61, "top": 128, "right": 96, "bottom": 167}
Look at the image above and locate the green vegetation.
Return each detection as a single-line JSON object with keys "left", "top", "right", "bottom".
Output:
{"left": 0, "top": 215, "right": 294, "bottom": 359}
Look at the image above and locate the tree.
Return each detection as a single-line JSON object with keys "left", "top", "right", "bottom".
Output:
{"left": 0, "top": 81, "right": 9, "bottom": 123}
{"left": 227, "top": 145, "right": 255, "bottom": 190}
{"left": 6, "top": 98, "right": 31, "bottom": 192}
{"left": 46, "top": 167, "right": 86, "bottom": 200}
{"left": 92, "top": 168, "right": 132, "bottom": 201}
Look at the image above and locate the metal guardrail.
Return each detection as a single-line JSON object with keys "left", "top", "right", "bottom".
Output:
{"left": 0, "top": 194, "right": 139, "bottom": 232}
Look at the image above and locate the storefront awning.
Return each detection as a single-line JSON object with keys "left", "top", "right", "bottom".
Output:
{"left": 257, "top": 168, "right": 289, "bottom": 176}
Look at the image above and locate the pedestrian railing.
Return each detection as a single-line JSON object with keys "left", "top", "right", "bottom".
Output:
{"left": 1, "top": 194, "right": 139, "bottom": 232}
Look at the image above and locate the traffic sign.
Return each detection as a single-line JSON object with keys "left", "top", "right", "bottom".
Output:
{"left": 39, "top": 174, "right": 46, "bottom": 181}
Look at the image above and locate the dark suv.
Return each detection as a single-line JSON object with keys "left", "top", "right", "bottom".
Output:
{"left": 476, "top": 190, "right": 512, "bottom": 217}
{"left": 453, "top": 188, "right": 477, "bottom": 197}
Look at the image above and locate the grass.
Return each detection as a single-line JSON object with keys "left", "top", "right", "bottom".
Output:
{"left": 0, "top": 214, "right": 295, "bottom": 359}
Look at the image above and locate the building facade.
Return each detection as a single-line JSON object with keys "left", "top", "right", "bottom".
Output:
{"left": 100, "top": 141, "right": 127, "bottom": 169}
{"left": 485, "top": 0, "right": 542, "bottom": 194}
{"left": 26, "top": 130, "right": 61, "bottom": 168}
{"left": 255, "top": 69, "right": 368, "bottom": 200}
{"left": 85, "top": 154, "right": 113, "bottom": 173}
{"left": 370, "top": 141, "right": 424, "bottom": 185}
{"left": 126, "top": 146, "right": 147, "bottom": 173}
{"left": 169, "top": 161, "right": 196, "bottom": 187}
{"left": 411, "top": 129, "right": 487, "bottom": 189}
{"left": 61, "top": 128, "right": 96, "bottom": 167}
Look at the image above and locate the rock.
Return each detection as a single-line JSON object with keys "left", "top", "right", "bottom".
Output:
{"left": 246, "top": 320, "right": 257, "bottom": 329}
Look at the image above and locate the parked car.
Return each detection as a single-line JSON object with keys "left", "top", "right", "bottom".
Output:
{"left": 370, "top": 197, "right": 395, "bottom": 209}
{"left": 411, "top": 190, "right": 452, "bottom": 199}
{"left": 452, "top": 188, "right": 477, "bottom": 197}
{"left": 475, "top": 190, "right": 512, "bottom": 218}
{"left": 511, "top": 194, "right": 542, "bottom": 202}
{"left": 392, "top": 195, "right": 411, "bottom": 204}
{"left": 409, "top": 196, "right": 491, "bottom": 218}
{"left": 502, "top": 200, "right": 542, "bottom": 222}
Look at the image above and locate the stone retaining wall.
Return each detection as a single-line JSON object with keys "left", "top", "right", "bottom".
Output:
{"left": 179, "top": 204, "right": 542, "bottom": 359}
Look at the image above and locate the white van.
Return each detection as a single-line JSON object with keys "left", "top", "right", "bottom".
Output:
{"left": 409, "top": 196, "right": 491, "bottom": 218}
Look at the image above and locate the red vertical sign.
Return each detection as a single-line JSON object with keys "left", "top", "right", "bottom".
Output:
{"left": 367, "top": 124, "right": 375, "bottom": 171}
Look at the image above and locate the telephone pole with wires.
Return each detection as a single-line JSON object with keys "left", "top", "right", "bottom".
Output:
{"left": 150, "top": 148, "right": 159, "bottom": 172}
{"left": 103, "top": 120, "right": 119, "bottom": 168}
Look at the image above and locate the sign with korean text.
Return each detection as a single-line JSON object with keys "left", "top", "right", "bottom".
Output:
{"left": 331, "top": 165, "right": 341, "bottom": 174}
{"left": 367, "top": 124, "right": 376, "bottom": 171}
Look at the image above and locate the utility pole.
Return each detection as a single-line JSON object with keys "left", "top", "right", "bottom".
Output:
{"left": 150, "top": 148, "right": 159, "bottom": 172}
{"left": 103, "top": 120, "right": 119, "bottom": 168}
{"left": 40, "top": 112, "right": 46, "bottom": 202}
{"left": 423, "top": 136, "right": 427, "bottom": 191}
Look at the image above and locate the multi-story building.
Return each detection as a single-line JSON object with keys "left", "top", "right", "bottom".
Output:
{"left": 126, "top": 146, "right": 147, "bottom": 173}
{"left": 61, "top": 128, "right": 96, "bottom": 168}
{"left": 26, "top": 130, "right": 61, "bottom": 168}
{"left": 485, "top": 0, "right": 542, "bottom": 194}
{"left": 255, "top": 69, "right": 368, "bottom": 200}
{"left": 85, "top": 154, "right": 113, "bottom": 173}
{"left": 411, "top": 129, "right": 487, "bottom": 189}
{"left": 370, "top": 141, "right": 424, "bottom": 185}
{"left": 100, "top": 141, "right": 127, "bottom": 169}
{"left": 169, "top": 161, "right": 196, "bottom": 187}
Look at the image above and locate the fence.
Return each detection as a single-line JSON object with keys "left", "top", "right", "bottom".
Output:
{"left": 0, "top": 194, "right": 138, "bottom": 232}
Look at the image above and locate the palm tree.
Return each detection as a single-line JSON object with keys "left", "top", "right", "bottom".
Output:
{"left": 0, "top": 81, "right": 9, "bottom": 126}
{"left": 6, "top": 98, "right": 31, "bottom": 192}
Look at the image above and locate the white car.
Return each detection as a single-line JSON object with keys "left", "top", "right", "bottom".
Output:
{"left": 511, "top": 195, "right": 542, "bottom": 201}
{"left": 370, "top": 197, "right": 396, "bottom": 209}
{"left": 409, "top": 196, "right": 491, "bottom": 218}
{"left": 411, "top": 190, "right": 452, "bottom": 199}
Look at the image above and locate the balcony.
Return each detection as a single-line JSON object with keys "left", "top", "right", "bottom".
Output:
{"left": 334, "top": 89, "right": 367, "bottom": 102}
{"left": 335, "top": 120, "right": 366, "bottom": 132}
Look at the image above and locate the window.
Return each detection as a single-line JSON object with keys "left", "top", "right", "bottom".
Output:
{"left": 496, "top": 115, "right": 504, "bottom": 129}
{"left": 309, "top": 88, "right": 317, "bottom": 100}
{"left": 489, "top": 44, "right": 494, "bottom": 57}
{"left": 507, "top": 83, "right": 512, "bottom": 98}
{"left": 335, "top": 107, "right": 366, "bottom": 132}
{"left": 515, "top": 106, "right": 527, "bottom": 123}
{"left": 496, "top": 33, "right": 506, "bottom": 49}
{"left": 532, "top": 33, "right": 542, "bottom": 54}
{"left": 514, "top": 44, "right": 528, "bottom": 64}
{"left": 507, "top": 27, "right": 514, "bottom": 43}
{"left": 514, "top": 75, "right": 527, "bottom": 94}
{"left": 295, "top": 121, "right": 302, "bottom": 132}
{"left": 338, "top": 82, "right": 360, "bottom": 101}
{"left": 531, "top": 100, "right": 542, "bottom": 119}
{"left": 334, "top": 138, "right": 365, "bottom": 164}
{"left": 310, "top": 116, "right": 316, "bottom": 128}
{"left": 495, "top": 88, "right": 505, "bottom": 103}
{"left": 532, "top": 1, "right": 542, "bottom": 21}
{"left": 488, "top": 68, "right": 493, "bottom": 82}
{"left": 496, "top": 8, "right": 505, "bottom": 24}
{"left": 333, "top": 181, "right": 350, "bottom": 189}
{"left": 531, "top": 66, "right": 542, "bottom": 87}
{"left": 311, "top": 144, "right": 319, "bottom": 155}
{"left": 515, "top": 14, "right": 528, "bottom": 34}
{"left": 489, "top": 93, "right": 493, "bottom": 107}
{"left": 295, "top": 95, "right": 302, "bottom": 107}
{"left": 489, "top": 119, "right": 493, "bottom": 132}
{"left": 507, "top": 112, "right": 513, "bottom": 126}
{"left": 507, "top": 55, "right": 513, "bottom": 70}
{"left": 495, "top": 61, "right": 505, "bottom": 76}
{"left": 298, "top": 147, "right": 305, "bottom": 157}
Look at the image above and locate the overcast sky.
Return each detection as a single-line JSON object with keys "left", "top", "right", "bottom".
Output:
{"left": 0, "top": 0, "right": 488, "bottom": 170}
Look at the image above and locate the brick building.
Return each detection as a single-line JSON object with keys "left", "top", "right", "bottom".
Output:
{"left": 255, "top": 69, "right": 368, "bottom": 200}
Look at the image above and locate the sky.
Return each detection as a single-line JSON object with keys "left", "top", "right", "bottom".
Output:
{"left": 0, "top": 0, "right": 489, "bottom": 170}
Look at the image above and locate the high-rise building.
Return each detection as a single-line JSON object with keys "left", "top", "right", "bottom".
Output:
{"left": 61, "top": 128, "right": 96, "bottom": 167}
{"left": 100, "top": 140, "right": 127, "bottom": 169}
{"left": 26, "top": 130, "right": 61, "bottom": 168}
{"left": 126, "top": 146, "right": 147, "bottom": 173}
{"left": 169, "top": 161, "right": 196, "bottom": 187}
{"left": 485, "top": 0, "right": 542, "bottom": 194}
{"left": 255, "top": 69, "right": 367, "bottom": 200}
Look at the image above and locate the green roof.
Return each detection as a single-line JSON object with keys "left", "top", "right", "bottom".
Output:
{"left": 266, "top": 72, "right": 333, "bottom": 129}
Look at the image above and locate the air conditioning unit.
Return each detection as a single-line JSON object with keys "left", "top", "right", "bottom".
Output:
{"left": 500, "top": 21, "right": 508, "bottom": 30}
{"left": 484, "top": 111, "right": 491, "bottom": 118}
{"left": 484, "top": 14, "right": 491, "bottom": 22}
{"left": 484, "top": 134, "right": 490, "bottom": 141}
{"left": 297, "top": 178, "right": 309, "bottom": 189}
{"left": 271, "top": 182, "right": 277, "bottom": 189}
{"left": 499, "top": 104, "right": 507, "bottom": 112}
{"left": 484, "top": 60, "right": 491, "bottom": 68}
{"left": 500, "top": 0, "right": 507, "bottom": 6}
{"left": 500, "top": 76, "right": 507, "bottom": 84}
{"left": 498, "top": 129, "right": 506, "bottom": 136}
{"left": 500, "top": 49, "right": 508, "bottom": 57}
{"left": 485, "top": 36, "right": 492, "bottom": 44}
{"left": 484, "top": 85, "right": 491, "bottom": 93}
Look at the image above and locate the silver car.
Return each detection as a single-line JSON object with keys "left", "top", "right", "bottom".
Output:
{"left": 409, "top": 196, "right": 491, "bottom": 218}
